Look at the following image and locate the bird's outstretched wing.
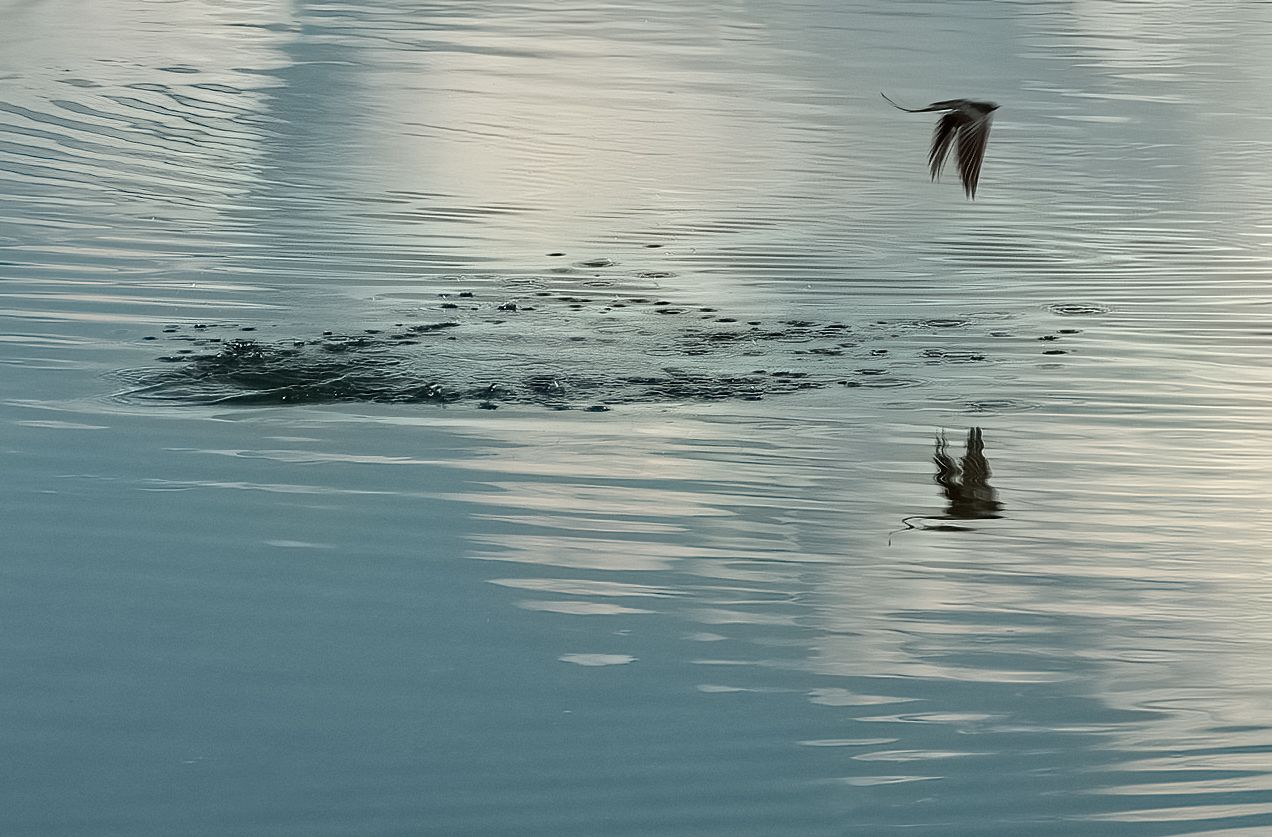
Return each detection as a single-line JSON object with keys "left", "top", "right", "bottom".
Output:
{"left": 928, "top": 111, "right": 967, "bottom": 182}
{"left": 956, "top": 112, "right": 993, "bottom": 198}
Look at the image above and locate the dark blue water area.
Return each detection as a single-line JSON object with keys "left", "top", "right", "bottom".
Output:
{"left": 1, "top": 411, "right": 864, "bottom": 837}
{"left": 5, "top": 397, "right": 1269, "bottom": 836}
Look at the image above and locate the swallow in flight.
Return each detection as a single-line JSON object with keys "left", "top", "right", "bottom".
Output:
{"left": 881, "top": 93, "right": 999, "bottom": 198}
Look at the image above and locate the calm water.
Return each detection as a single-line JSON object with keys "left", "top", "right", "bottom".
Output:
{"left": 6, "top": 1, "right": 1272, "bottom": 834}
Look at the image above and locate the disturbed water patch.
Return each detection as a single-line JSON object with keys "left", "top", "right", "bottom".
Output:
{"left": 118, "top": 284, "right": 1080, "bottom": 411}
{"left": 1048, "top": 302, "right": 1110, "bottom": 317}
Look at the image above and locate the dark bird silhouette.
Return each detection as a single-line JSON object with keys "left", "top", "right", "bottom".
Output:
{"left": 881, "top": 93, "right": 999, "bottom": 199}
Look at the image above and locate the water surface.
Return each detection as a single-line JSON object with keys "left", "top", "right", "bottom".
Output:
{"left": 5, "top": 1, "right": 1272, "bottom": 834}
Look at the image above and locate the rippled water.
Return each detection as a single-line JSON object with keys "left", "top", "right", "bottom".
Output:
{"left": 6, "top": 1, "right": 1272, "bottom": 834}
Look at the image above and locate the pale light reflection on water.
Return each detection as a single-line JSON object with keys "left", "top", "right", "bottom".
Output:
{"left": 5, "top": 0, "right": 1272, "bottom": 834}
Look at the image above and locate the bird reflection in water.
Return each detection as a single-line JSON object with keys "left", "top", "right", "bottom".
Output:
{"left": 892, "top": 427, "right": 1003, "bottom": 542}
{"left": 934, "top": 427, "right": 1002, "bottom": 521}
